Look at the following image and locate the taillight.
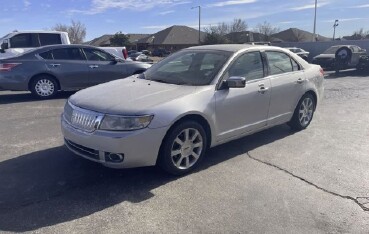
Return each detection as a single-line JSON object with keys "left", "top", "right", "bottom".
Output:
{"left": 122, "top": 48, "right": 128, "bottom": 60}
{"left": 0, "top": 63, "right": 22, "bottom": 72}
{"left": 319, "top": 67, "right": 324, "bottom": 76}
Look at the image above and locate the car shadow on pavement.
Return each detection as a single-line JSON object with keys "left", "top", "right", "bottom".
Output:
{"left": 0, "top": 91, "right": 75, "bottom": 104}
{"left": 0, "top": 125, "right": 294, "bottom": 232}
{"left": 324, "top": 69, "right": 369, "bottom": 79}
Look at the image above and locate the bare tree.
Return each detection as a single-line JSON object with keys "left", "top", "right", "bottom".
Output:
{"left": 230, "top": 18, "right": 248, "bottom": 33}
{"left": 52, "top": 20, "right": 86, "bottom": 44}
{"left": 256, "top": 21, "right": 280, "bottom": 41}
{"left": 351, "top": 28, "right": 369, "bottom": 40}
{"left": 203, "top": 18, "right": 248, "bottom": 44}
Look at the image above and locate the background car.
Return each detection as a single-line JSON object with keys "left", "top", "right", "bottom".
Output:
{"left": 128, "top": 52, "right": 153, "bottom": 63}
{"left": 61, "top": 44, "right": 324, "bottom": 175}
{"left": 286, "top": 47, "right": 310, "bottom": 61}
{"left": 151, "top": 48, "right": 170, "bottom": 57}
{"left": 312, "top": 45, "right": 367, "bottom": 71}
{"left": 0, "top": 45, "right": 151, "bottom": 98}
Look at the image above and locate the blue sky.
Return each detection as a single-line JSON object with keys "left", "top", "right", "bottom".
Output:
{"left": 1, "top": 0, "right": 369, "bottom": 41}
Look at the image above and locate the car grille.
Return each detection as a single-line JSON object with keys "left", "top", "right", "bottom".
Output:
{"left": 64, "top": 102, "right": 104, "bottom": 132}
{"left": 65, "top": 139, "right": 100, "bottom": 160}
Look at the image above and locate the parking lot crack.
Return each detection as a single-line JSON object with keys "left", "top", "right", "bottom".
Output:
{"left": 246, "top": 152, "right": 369, "bottom": 212}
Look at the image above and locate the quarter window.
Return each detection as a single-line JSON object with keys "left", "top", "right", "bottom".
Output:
{"left": 39, "top": 50, "right": 53, "bottom": 60}
{"left": 226, "top": 52, "right": 264, "bottom": 81}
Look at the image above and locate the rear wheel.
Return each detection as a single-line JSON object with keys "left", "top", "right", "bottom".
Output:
{"left": 158, "top": 121, "right": 208, "bottom": 175}
{"left": 288, "top": 93, "right": 315, "bottom": 131}
{"left": 30, "top": 75, "right": 58, "bottom": 99}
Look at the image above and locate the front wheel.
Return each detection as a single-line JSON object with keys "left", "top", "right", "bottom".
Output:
{"left": 158, "top": 121, "right": 208, "bottom": 175}
{"left": 30, "top": 75, "right": 58, "bottom": 99}
{"left": 288, "top": 93, "right": 315, "bottom": 131}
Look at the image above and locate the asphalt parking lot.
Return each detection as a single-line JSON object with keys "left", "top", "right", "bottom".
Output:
{"left": 1, "top": 70, "right": 369, "bottom": 233}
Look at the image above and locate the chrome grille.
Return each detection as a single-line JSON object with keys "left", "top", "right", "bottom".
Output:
{"left": 64, "top": 101, "right": 103, "bottom": 132}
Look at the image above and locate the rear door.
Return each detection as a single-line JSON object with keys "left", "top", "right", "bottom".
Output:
{"left": 215, "top": 51, "right": 271, "bottom": 142}
{"left": 82, "top": 48, "right": 128, "bottom": 85}
{"left": 265, "top": 51, "right": 306, "bottom": 125}
{"left": 41, "top": 48, "right": 90, "bottom": 89}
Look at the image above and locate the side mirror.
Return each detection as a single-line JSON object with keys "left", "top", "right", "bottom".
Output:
{"left": 225, "top": 76, "right": 246, "bottom": 88}
{"left": 1, "top": 40, "right": 9, "bottom": 53}
{"left": 111, "top": 57, "right": 122, "bottom": 64}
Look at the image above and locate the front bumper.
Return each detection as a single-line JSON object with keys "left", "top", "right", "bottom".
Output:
{"left": 61, "top": 117, "right": 168, "bottom": 169}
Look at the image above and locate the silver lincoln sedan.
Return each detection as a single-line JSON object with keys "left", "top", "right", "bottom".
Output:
{"left": 61, "top": 44, "right": 324, "bottom": 175}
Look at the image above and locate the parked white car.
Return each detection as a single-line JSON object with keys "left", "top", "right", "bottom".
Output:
{"left": 61, "top": 44, "right": 324, "bottom": 175}
{"left": 0, "top": 31, "right": 70, "bottom": 59}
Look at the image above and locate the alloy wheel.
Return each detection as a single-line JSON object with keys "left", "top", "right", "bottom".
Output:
{"left": 170, "top": 128, "right": 203, "bottom": 170}
{"left": 35, "top": 79, "right": 55, "bottom": 97}
{"left": 298, "top": 97, "right": 314, "bottom": 127}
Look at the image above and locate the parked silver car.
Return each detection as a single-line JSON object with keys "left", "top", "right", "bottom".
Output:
{"left": 61, "top": 44, "right": 324, "bottom": 175}
{"left": 0, "top": 45, "right": 151, "bottom": 98}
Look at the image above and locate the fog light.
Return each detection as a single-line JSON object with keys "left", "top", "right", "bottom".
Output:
{"left": 105, "top": 153, "right": 124, "bottom": 163}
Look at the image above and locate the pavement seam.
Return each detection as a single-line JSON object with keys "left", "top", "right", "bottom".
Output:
{"left": 246, "top": 152, "right": 369, "bottom": 212}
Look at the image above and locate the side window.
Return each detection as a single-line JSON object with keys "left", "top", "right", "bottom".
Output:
{"left": 9, "top": 33, "right": 39, "bottom": 48}
{"left": 39, "top": 50, "right": 53, "bottom": 60}
{"left": 266, "top": 51, "right": 293, "bottom": 75}
{"left": 227, "top": 52, "right": 264, "bottom": 81}
{"left": 83, "top": 48, "right": 114, "bottom": 61}
{"left": 52, "top": 48, "right": 85, "bottom": 60}
{"left": 39, "top": 33, "right": 62, "bottom": 46}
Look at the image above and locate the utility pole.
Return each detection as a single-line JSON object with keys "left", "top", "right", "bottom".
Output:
{"left": 191, "top": 6, "right": 201, "bottom": 45}
{"left": 313, "top": 0, "right": 317, "bottom": 41}
{"left": 333, "top": 19, "right": 339, "bottom": 40}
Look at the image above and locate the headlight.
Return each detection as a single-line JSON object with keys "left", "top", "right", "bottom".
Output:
{"left": 99, "top": 115, "right": 153, "bottom": 131}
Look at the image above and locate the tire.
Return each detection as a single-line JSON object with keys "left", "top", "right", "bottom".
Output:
{"left": 158, "top": 121, "right": 208, "bottom": 175}
{"left": 30, "top": 75, "right": 58, "bottom": 99}
{"left": 288, "top": 93, "right": 315, "bottom": 131}
{"left": 335, "top": 46, "right": 352, "bottom": 71}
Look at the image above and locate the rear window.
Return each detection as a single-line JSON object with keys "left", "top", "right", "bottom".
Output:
{"left": 39, "top": 33, "right": 62, "bottom": 46}
{"left": 39, "top": 50, "right": 53, "bottom": 60}
{"left": 52, "top": 48, "right": 85, "bottom": 60}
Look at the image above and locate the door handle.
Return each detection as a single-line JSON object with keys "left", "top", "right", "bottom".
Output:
{"left": 258, "top": 85, "right": 269, "bottom": 94}
{"left": 297, "top": 78, "right": 304, "bottom": 84}
{"left": 89, "top": 65, "right": 99, "bottom": 69}
{"left": 49, "top": 64, "right": 60, "bottom": 68}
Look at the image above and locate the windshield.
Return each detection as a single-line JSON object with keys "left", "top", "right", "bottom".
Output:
{"left": 323, "top": 46, "right": 340, "bottom": 54}
{"left": 0, "top": 33, "right": 11, "bottom": 41}
{"left": 144, "top": 50, "right": 231, "bottom": 86}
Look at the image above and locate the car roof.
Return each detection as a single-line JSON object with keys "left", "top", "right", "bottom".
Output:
{"left": 185, "top": 44, "right": 279, "bottom": 53}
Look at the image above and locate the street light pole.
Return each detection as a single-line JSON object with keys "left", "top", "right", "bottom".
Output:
{"left": 191, "top": 6, "right": 201, "bottom": 45}
{"left": 313, "top": 0, "right": 317, "bottom": 41}
{"left": 333, "top": 19, "right": 339, "bottom": 40}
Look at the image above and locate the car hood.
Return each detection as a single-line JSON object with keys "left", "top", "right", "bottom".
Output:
{"left": 313, "top": 54, "right": 334, "bottom": 59}
{"left": 69, "top": 77, "right": 198, "bottom": 115}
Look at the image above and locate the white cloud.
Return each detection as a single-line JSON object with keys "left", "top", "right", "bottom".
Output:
{"left": 141, "top": 25, "right": 169, "bottom": 30}
{"left": 350, "top": 4, "right": 369, "bottom": 8}
{"left": 207, "top": 0, "right": 257, "bottom": 7}
{"left": 289, "top": 1, "right": 330, "bottom": 11}
{"left": 158, "top": 10, "right": 175, "bottom": 15}
{"left": 69, "top": 0, "right": 190, "bottom": 15}
{"left": 24, "top": 0, "right": 31, "bottom": 8}
{"left": 322, "top": 18, "right": 369, "bottom": 23}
